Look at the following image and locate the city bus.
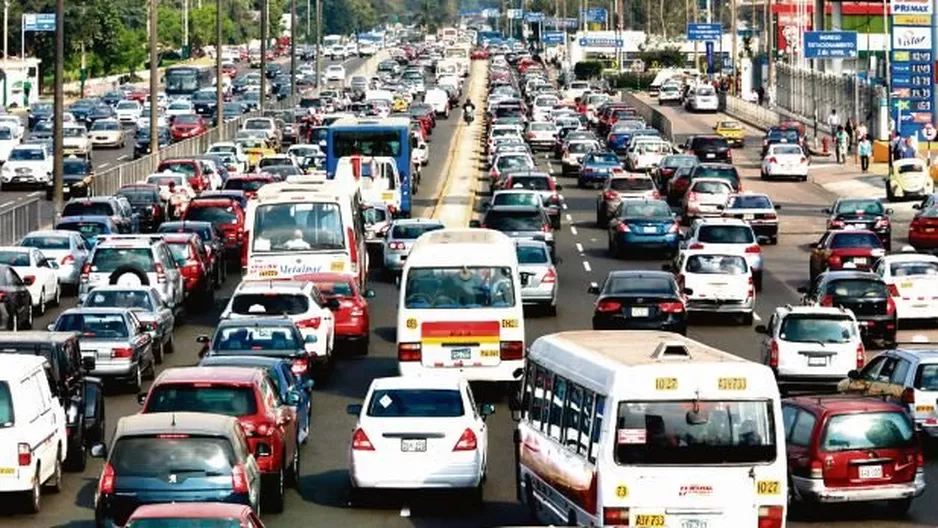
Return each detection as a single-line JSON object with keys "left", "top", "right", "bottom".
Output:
{"left": 325, "top": 117, "right": 414, "bottom": 216}
{"left": 164, "top": 66, "right": 213, "bottom": 98}
{"left": 512, "top": 331, "right": 786, "bottom": 527}
{"left": 445, "top": 43, "right": 471, "bottom": 77}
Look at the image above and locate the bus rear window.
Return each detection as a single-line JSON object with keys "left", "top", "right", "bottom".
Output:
{"left": 252, "top": 202, "right": 344, "bottom": 252}
{"left": 404, "top": 267, "right": 515, "bottom": 309}
{"left": 332, "top": 130, "right": 402, "bottom": 157}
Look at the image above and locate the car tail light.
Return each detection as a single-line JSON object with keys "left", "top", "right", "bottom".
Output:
{"left": 768, "top": 340, "right": 779, "bottom": 368}
{"left": 810, "top": 459, "right": 824, "bottom": 479}
{"left": 688, "top": 242, "right": 704, "bottom": 250}
{"left": 726, "top": 150, "right": 733, "bottom": 161}
{"left": 887, "top": 297, "right": 897, "bottom": 315}
{"left": 617, "top": 223, "right": 630, "bottom": 232}
{"left": 389, "top": 241, "right": 405, "bottom": 252}
{"left": 98, "top": 462, "right": 115, "bottom": 494}
{"left": 351, "top": 428, "right": 375, "bottom": 451}
{"left": 745, "top": 244, "right": 761, "bottom": 254}
{"left": 901, "top": 386, "right": 916, "bottom": 405}
{"left": 767, "top": 157, "right": 777, "bottom": 164}
{"left": 687, "top": 191, "right": 698, "bottom": 203}
{"left": 820, "top": 295, "right": 834, "bottom": 307}
{"left": 17, "top": 443, "right": 30, "bottom": 466}
{"left": 500, "top": 341, "right": 524, "bottom": 360}
{"left": 829, "top": 219, "right": 845, "bottom": 229}
{"left": 526, "top": 132, "right": 535, "bottom": 138}
{"left": 875, "top": 218, "right": 890, "bottom": 229}
{"left": 651, "top": 189, "right": 661, "bottom": 199}
{"left": 758, "top": 505, "right": 784, "bottom": 528}
{"left": 828, "top": 255, "right": 842, "bottom": 267}
{"left": 764, "top": 213, "right": 777, "bottom": 220}
{"left": 231, "top": 462, "right": 249, "bottom": 493}
{"left": 857, "top": 342, "right": 866, "bottom": 368}
{"left": 604, "top": 507, "right": 629, "bottom": 526}
{"left": 291, "top": 357, "right": 309, "bottom": 375}
{"left": 111, "top": 347, "right": 133, "bottom": 359}
{"left": 596, "top": 300, "right": 621, "bottom": 312}
{"left": 658, "top": 301, "right": 684, "bottom": 313}
{"left": 541, "top": 267, "right": 557, "bottom": 283}
{"left": 61, "top": 254, "right": 75, "bottom": 265}
{"left": 296, "top": 317, "right": 322, "bottom": 329}
{"left": 398, "top": 342, "right": 421, "bottom": 361}
{"left": 915, "top": 451, "right": 925, "bottom": 469}
{"left": 542, "top": 223, "right": 551, "bottom": 233}
{"left": 452, "top": 428, "right": 478, "bottom": 451}
{"left": 667, "top": 222, "right": 680, "bottom": 234}
{"left": 155, "top": 262, "right": 166, "bottom": 283}
{"left": 888, "top": 283, "right": 900, "bottom": 297}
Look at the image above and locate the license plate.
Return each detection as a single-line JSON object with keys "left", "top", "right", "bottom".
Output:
{"left": 705, "top": 153, "right": 715, "bottom": 158}
{"left": 858, "top": 465, "right": 883, "bottom": 479}
{"left": 743, "top": 214, "right": 754, "bottom": 220}
{"left": 0, "top": 467, "right": 14, "bottom": 475}
{"left": 631, "top": 307, "right": 650, "bottom": 317}
{"left": 901, "top": 281, "right": 914, "bottom": 289}
{"left": 451, "top": 348, "right": 471, "bottom": 360}
{"left": 401, "top": 438, "right": 427, "bottom": 452}
{"left": 808, "top": 356, "right": 827, "bottom": 366}
{"left": 635, "top": 514, "right": 666, "bottom": 527}
{"left": 643, "top": 226, "right": 657, "bottom": 233}
{"left": 926, "top": 228, "right": 936, "bottom": 233}
{"left": 682, "top": 520, "right": 709, "bottom": 528}
{"left": 852, "top": 258, "right": 868, "bottom": 265}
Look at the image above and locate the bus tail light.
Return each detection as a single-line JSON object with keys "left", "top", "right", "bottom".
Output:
{"left": 398, "top": 343, "right": 421, "bottom": 362}
{"left": 347, "top": 228, "right": 358, "bottom": 265}
{"left": 603, "top": 507, "right": 630, "bottom": 526}
{"left": 758, "top": 505, "right": 784, "bottom": 528}
{"left": 499, "top": 341, "right": 524, "bottom": 361}
{"left": 17, "top": 443, "right": 30, "bottom": 466}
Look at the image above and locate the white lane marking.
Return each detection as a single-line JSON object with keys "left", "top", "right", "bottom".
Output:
{"left": 570, "top": 226, "right": 578, "bottom": 236}
{"left": 117, "top": 155, "right": 129, "bottom": 161}
{"left": 575, "top": 242, "right": 584, "bottom": 253}
{"left": 99, "top": 163, "right": 110, "bottom": 169}
{"left": 583, "top": 260, "right": 592, "bottom": 272}
{"left": 753, "top": 312, "right": 762, "bottom": 322}
{"left": 562, "top": 202, "right": 568, "bottom": 210}
{"left": 400, "top": 505, "right": 411, "bottom": 517}
{"left": 547, "top": 162, "right": 553, "bottom": 173}
{"left": 565, "top": 213, "right": 572, "bottom": 221}
{"left": 558, "top": 194, "right": 564, "bottom": 201}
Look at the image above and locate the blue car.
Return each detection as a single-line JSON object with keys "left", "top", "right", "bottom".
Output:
{"left": 579, "top": 151, "right": 624, "bottom": 189}
{"left": 54, "top": 215, "right": 120, "bottom": 249}
{"left": 199, "top": 355, "right": 314, "bottom": 446}
{"left": 607, "top": 199, "right": 680, "bottom": 258}
{"left": 606, "top": 120, "right": 646, "bottom": 154}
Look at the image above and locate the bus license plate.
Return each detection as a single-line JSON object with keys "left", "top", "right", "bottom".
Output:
{"left": 451, "top": 348, "right": 471, "bottom": 360}
{"left": 401, "top": 439, "right": 427, "bottom": 452}
{"left": 635, "top": 514, "right": 665, "bottom": 527}
{"left": 859, "top": 465, "right": 882, "bottom": 479}
{"left": 682, "top": 520, "right": 708, "bottom": 528}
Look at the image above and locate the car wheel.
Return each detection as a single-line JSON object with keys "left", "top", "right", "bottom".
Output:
{"left": 24, "top": 469, "right": 40, "bottom": 513}
{"left": 741, "top": 312, "right": 754, "bottom": 326}
{"left": 153, "top": 340, "right": 164, "bottom": 364}
{"left": 165, "top": 333, "right": 175, "bottom": 354}
{"left": 128, "top": 364, "right": 142, "bottom": 393}
{"left": 23, "top": 302, "right": 33, "bottom": 330}
{"left": 264, "top": 467, "right": 285, "bottom": 513}
{"left": 286, "top": 443, "right": 301, "bottom": 487}
{"left": 547, "top": 304, "right": 557, "bottom": 317}
{"left": 52, "top": 283, "right": 61, "bottom": 306}
{"left": 44, "top": 447, "right": 63, "bottom": 493}
{"left": 37, "top": 288, "right": 45, "bottom": 315}
{"left": 65, "top": 430, "right": 87, "bottom": 472}
{"left": 886, "top": 498, "right": 912, "bottom": 516}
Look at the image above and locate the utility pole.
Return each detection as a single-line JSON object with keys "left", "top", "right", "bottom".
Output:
{"left": 731, "top": 0, "right": 737, "bottom": 94}
{"left": 149, "top": 0, "right": 159, "bottom": 156}
{"left": 767, "top": 0, "right": 774, "bottom": 90}
{"left": 52, "top": 0, "right": 64, "bottom": 213}
{"left": 260, "top": 0, "right": 268, "bottom": 111}
{"left": 3, "top": 0, "right": 8, "bottom": 59}
{"left": 291, "top": 0, "right": 297, "bottom": 102}
{"left": 216, "top": 0, "right": 224, "bottom": 123}
{"left": 315, "top": 0, "right": 322, "bottom": 92}
{"left": 306, "top": 0, "right": 311, "bottom": 46}
{"left": 183, "top": 0, "right": 189, "bottom": 58}
{"left": 692, "top": 0, "right": 699, "bottom": 72}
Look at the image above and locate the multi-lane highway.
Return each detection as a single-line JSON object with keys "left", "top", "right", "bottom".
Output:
{"left": 1, "top": 66, "right": 937, "bottom": 528}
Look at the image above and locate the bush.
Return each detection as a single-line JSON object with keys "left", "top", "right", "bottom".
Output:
{"left": 574, "top": 61, "right": 604, "bottom": 80}
{"left": 606, "top": 71, "right": 657, "bottom": 90}
{"left": 636, "top": 48, "right": 685, "bottom": 69}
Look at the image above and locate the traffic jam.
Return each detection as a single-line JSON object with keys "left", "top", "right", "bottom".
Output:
{"left": 0, "top": 24, "right": 934, "bottom": 528}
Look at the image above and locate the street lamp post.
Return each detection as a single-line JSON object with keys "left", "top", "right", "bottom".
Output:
{"left": 52, "top": 0, "right": 64, "bottom": 215}
{"left": 260, "top": 0, "right": 268, "bottom": 111}
{"left": 149, "top": 0, "right": 159, "bottom": 156}
{"left": 291, "top": 0, "right": 297, "bottom": 102}
{"left": 217, "top": 0, "right": 224, "bottom": 122}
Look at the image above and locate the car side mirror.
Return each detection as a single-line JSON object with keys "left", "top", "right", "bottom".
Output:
{"left": 587, "top": 282, "right": 600, "bottom": 294}
{"left": 774, "top": 204, "right": 781, "bottom": 210}
{"left": 136, "top": 392, "right": 147, "bottom": 406}
{"left": 22, "top": 276, "right": 34, "bottom": 286}
{"left": 480, "top": 404, "right": 496, "bottom": 419}
{"left": 886, "top": 208, "right": 894, "bottom": 215}
{"left": 683, "top": 288, "right": 694, "bottom": 295}
{"left": 347, "top": 403, "right": 363, "bottom": 416}
{"left": 555, "top": 184, "right": 563, "bottom": 190}
{"left": 196, "top": 335, "right": 210, "bottom": 344}
{"left": 364, "top": 289, "right": 376, "bottom": 299}
{"left": 847, "top": 369, "right": 860, "bottom": 380}
{"left": 81, "top": 356, "right": 96, "bottom": 372}
{"left": 90, "top": 443, "right": 108, "bottom": 459}
{"left": 468, "top": 219, "right": 482, "bottom": 228}
{"left": 822, "top": 208, "right": 831, "bottom": 214}
{"left": 754, "top": 324, "right": 768, "bottom": 335}
{"left": 286, "top": 391, "right": 301, "bottom": 406}
{"left": 47, "top": 323, "right": 56, "bottom": 331}
{"left": 914, "top": 203, "right": 923, "bottom": 210}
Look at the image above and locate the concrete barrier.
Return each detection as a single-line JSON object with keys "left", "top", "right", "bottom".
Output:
{"left": 621, "top": 91, "right": 674, "bottom": 142}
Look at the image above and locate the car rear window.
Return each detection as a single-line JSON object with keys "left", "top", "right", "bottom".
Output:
{"left": 63, "top": 202, "right": 115, "bottom": 217}
{"left": 186, "top": 205, "right": 238, "bottom": 224}
{"left": 914, "top": 364, "right": 938, "bottom": 391}
{"left": 167, "top": 243, "right": 195, "bottom": 266}
{"left": 620, "top": 201, "right": 671, "bottom": 217}
{"left": 110, "top": 436, "right": 235, "bottom": 476}
{"left": 54, "top": 313, "right": 128, "bottom": 338}
{"left": 772, "top": 145, "right": 803, "bottom": 156}
{"left": 58, "top": 221, "right": 107, "bottom": 239}
{"left": 891, "top": 261, "right": 938, "bottom": 276}
{"left": 727, "top": 195, "right": 772, "bottom": 209}
{"left": 0, "top": 382, "right": 13, "bottom": 427}
{"left": 605, "top": 276, "right": 676, "bottom": 295}
{"left": 686, "top": 255, "right": 748, "bottom": 274}
{"left": 20, "top": 236, "right": 70, "bottom": 250}
{"left": 829, "top": 232, "right": 882, "bottom": 249}
{"left": 510, "top": 176, "right": 551, "bottom": 191}
{"left": 363, "top": 207, "right": 388, "bottom": 224}
{"left": 834, "top": 199, "right": 884, "bottom": 216}
{"left": 693, "top": 167, "right": 739, "bottom": 184}
{"left": 85, "top": 290, "right": 154, "bottom": 311}
{"left": 826, "top": 279, "right": 887, "bottom": 298}
{"left": 697, "top": 226, "right": 755, "bottom": 244}
{"left": 91, "top": 247, "right": 155, "bottom": 272}
{"left": 230, "top": 293, "right": 310, "bottom": 315}
{"left": 367, "top": 389, "right": 464, "bottom": 417}
{"left": 224, "top": 178, "right": 267, "bottom": 192}
{"left": 779, "top": 315, "right": 856, "bottom": 343}
{"left": 146, "top": 385, "right": 258, "bottom": 417}
{"left": 493, "top": 193, "right": 538, "bottom": 207}
{"left": 484, "top": 210, "right": 542, "bottom": 231}
{"left": 117, "top": 189, "right": 159, "bottom": 204}
{"left": 391, "top": 223, "right": 444, "bottom": 240}
{"left": 821, "top": 412, "right": 915, "bottom": 452}
{"left": 517, "top": 245, "right": 548, "bottom": 264}
{"left": 314, "top": 280, "right": 354, "bottom": 297}
{"left": 691, "top": 137, "right": 728, "bottom": 149}
{"left": 691, "top": 180, "right": 732, "bottom": 194}
{"left": 610, "top": 178, "right": 654, "bottom": 192}
{"left": 127, "top": 519, "right": 241, "bottom": 528}
{"left": 213, "top": 325, "right": 300, "bottom": 351}
{"left": 157, "top": 162, "right": 196, "bottom": 177}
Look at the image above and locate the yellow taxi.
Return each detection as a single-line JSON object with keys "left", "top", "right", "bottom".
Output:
{"left": 713, "top": 119, "right": 745, "bottom": 148}
{"left": 392, "top": 96, "right": 409, "bottom": 112}
{"left": 237, "top": 138, "right": 276, "bottom": 170}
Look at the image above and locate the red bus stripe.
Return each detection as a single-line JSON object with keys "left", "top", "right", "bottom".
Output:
{"left": 421, "top": 321, "right": 500, "bottom": 338}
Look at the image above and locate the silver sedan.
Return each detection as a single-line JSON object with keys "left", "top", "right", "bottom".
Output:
{"left": 516, "top": 239, "right": 558, "bottom": 316}
{"left": 17, "top": 230, "right": 90, "bottom": 293}
{"left": 381, "top": 218, "right": 445, "bottom": 275}
{"left": 80, "top": 286, "right": 176, "bottom": 363}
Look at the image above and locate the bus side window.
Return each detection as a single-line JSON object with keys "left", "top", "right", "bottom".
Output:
{"left": 520, "top": 361, "right": 536, "bottom": 420}
{"left": 589, "top": 395, "right": 606, "bottom": 464}
{"left": 548, "top": 376, "right": 567, "bottom": 442}
{"left": 564, "top": 384, "right": 583, "bottom": 451}
{"left": 579, "top": 391, "right": 594, "bottom": 457}
{"left": 531, "top": 365, "right": 547, "bottom": 430}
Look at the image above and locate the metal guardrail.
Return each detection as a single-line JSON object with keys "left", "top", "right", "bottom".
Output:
{"left": 0, "top": 196, "right": 41, "bottom": 245}
{"left": 621, "top": 91, "right": 674, "bottom": 142}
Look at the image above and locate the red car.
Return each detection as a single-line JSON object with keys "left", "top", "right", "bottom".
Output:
{"left": 908, "top": 204, "right": 938, "bottom": 249}
{"left": 783, "top": 395, "right": 924, "bottom": 515}
{"left": 157, "top": 158, "right": 210, "bottom": 192}
{"left": 470, "top": 48, "right": 489, "bottom": 60}
{"left": 126, "top": 503, "right": 264, "bottom": 527}
{"left": 184, "top": 197, "right": 246, "bottom": 256}
{"left": 138, "top": 366, "right": 299, "bottom": 513}
{"left": 411, "top": 115, "right": 432, "bottom": 138}
{"left": 170, "top": 114, "right": 209, "bottom": 142}
{"left": 223, "top": 175, "right": 274, "bottom": 199}
{"left": 306, "top": 272, "right": 374, "bottom": 355}
{"left": 809, "top": 229, "right": 885, "bottom": 280}
{"left": 126, "top": 89, "right": 148, "bottom": 103}
{"left": 162, "top": 232, "right": 216, "bottom": 309}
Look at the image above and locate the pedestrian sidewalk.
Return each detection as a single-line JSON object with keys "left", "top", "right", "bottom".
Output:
{"left": 808, "top": 157, "right": 887, "bottom": 200}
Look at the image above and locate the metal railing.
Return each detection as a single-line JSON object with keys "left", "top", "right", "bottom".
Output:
{"left": 621, "top": 91, "right": 673, "bottom": 142}
{"left": 0, "top": 196, "right": 41, "bottom": 245}
{"left": 774, "top": 62, "right": 875, "bottom": 136}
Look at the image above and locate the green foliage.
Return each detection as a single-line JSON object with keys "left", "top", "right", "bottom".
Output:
{"left": 574, "top": 61, "right": 604, "bottom": 80}
{"left": 606, "top": 71, "right": 657, "bottom": 90}
{"left": 637, "top": 47, "right": 684, "bottom": 68}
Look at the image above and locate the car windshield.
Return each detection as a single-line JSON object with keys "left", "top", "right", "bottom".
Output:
{"left": 404, "top": 266, "right": 516, "bottom": 308}
{"left": 620, "top": 201, "right": 671, "bottom": 218}
{"left": 110, "top": 436, "right": 234, "bottom": 477}
{"left": 224, "top": 178, "right": 267, "bottom": 192}
{"left": 367, "top": 389, "right": 464, "bottom": 417}
{"left": 780, "top": 315, "right": 856, "bottom": 343}
{"left": 662, "top": 156, "right": 698, "bottom": 168}
{"left": 493, "top": 193, "right": 538, "bottom": 207}
{"left": 252, "top": 202, "right": 344, "bottom": 252}
{"left": 821, "top": 412, "right": 915, "bottom": 452}
{"left": 767, "top": 129, "right": 800, "bottom": 142}
{"left": 510, "top": 176, "right": 551, "bottom": 191}
{"left": 611, "top": 178, "right": 655, "bottom": 192}
{"left": 615, "top": 400, "right": 777, "bottom": 464}
{"left": 54, "top": 313, "right": 128, "bottom": 338}
{"left": 213, "top": 325, "right": 300, "bottom": 351}
{"left": 517, "top": 245, "right": 549, "bottom": 264}
{"left": 591, "top": 153, "right": 620, "bottom": 164}
{"left": 391, "top": 223, "right": 444, "bottom": 240}
{"left": 826, "top": 279, "right": 887, "bottom": 298}
{"left": 698, "top": 226, "right": 755, "bottom": 244}
{"left": 9, "top": 149, "right": 44, "bottom": 161}
{"left": 568, "top": 142, "right": 595, "bottom": 153}
{"left": 127, "top": 520, "right": 240, "bottom": 528}
{"left": 727, "top": 195, "right": 772, "bottom": 209}
{"left": 84, "top": 290, "right": 154, "bottom": 311}
{"left": 63, "top": 127, "right": 85, "bottom": 138}
{"left": 91, "top": 121, "right": 120, "bottom": 131}
{"left": 829, "top": 232, "right": 882, "bottom": 249}
{"left": 686, "top": 255, "right": 748, "bottom": 274}
{"left": 174, "top": 115, "right": 201, "bottom": 125}
{"left": 147, "top": 385, "right": 258, "bottom": 417}
{"left": 186, "top": 206, "right": 237, "bottom": 224}
{"left": 230, "top": 292, "right": 309, "bottom": 316}
{"left": 20, "top": 236, "right": 69, "bottom": 250}
{"left": 147, "top": 176, "right": 185, "bottom": 187}
{"left": 116, "top": 102, "right": 138, "bottom": 110}
{"left": 891, "top": 261, "right": 938, "bottom": 277}
{"left": 772, "top": 145, "right": 802, "bottom": 156}
{"left": 63, "top": 162, "right": 90, "bottom": 176}
{"left": 835, "top": 200, "right": 884, "bottom": 216}
{"left": 314, "top": 280, "right": 354, "bottom": 297}
{"left": 159, "top": 162, "right": 196, "bottom": 177}
{"left": 693, "top": 167, "right": 738, "bottom": 182}
{"left": 92, "top": 248, "right": 155, "bottom": 272}
{"left": 0, "top": 251, "right": 29, "bottom": 267}
{"left": 484, "top": 210, "right": 542, "bottom": 231}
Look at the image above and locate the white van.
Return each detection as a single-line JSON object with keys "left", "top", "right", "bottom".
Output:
{"left": 514, "top": 331, "right": 786, "bottom": 527}
{"left": 397, "top": 229, "right": 525, "bottom": 383}
{"left": 424, "top": 88, "right": 451, "bottom": 118}
{"left": 0, "top": 355, "right": 68, "bottom": 512}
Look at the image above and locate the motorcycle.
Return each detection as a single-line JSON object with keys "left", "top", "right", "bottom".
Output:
{"left": 463, "top": 108, "right": 475, "bottom": 125}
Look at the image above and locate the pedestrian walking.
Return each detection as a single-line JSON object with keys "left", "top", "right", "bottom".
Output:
{"left": 835, "top": 126, "right": 848, "bottom": 164}
{"left": 858, "top": 135, "right": 872, "bottom": 172}
{"left": 756, "top": 86, "right": 765, "bottom": 106}
{"left": 856, "top": 121, "right": 868, "bottom": 143}
{"left": 22, "top": 79, "right": 32, "bottom": 109}
{"left": 845, "top": 118, "right": 855, "bottom": 153}
{"left": 901, "top": 137, "right": 918, "bottom": 159}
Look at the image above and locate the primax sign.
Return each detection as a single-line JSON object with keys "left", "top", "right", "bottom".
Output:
{"left": 890, "top": 0, "right": 933, "bottom": 15}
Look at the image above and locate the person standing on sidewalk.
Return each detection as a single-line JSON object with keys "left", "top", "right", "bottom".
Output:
{"left": 827, "top": 109, "right": 841, "bottom": 131}
{"left": 22, "top": 79, "right": 31, "bottom": 109}
{"left": 835, "top": 126, "right": 849, "bottom": 164}
{"left": 858, "top": 135, "right": 872, "bottom": 172}
{"left": 845, "top": 118, "right": 855, "bottom": 153}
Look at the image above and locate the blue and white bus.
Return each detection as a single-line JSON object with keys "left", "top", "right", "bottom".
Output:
{"left": 325, "top": 117, "right": 414, "bottom": 216}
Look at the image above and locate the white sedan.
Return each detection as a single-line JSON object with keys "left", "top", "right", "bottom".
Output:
{"left": 115, "top": 100, "right": 143, "bottom": 124}
{"left": 760, "top": 143, "right": 809, "bottom": 181}
{"left": 347, "top": 376, "right": 491, "bottom": 505}
{"left": 165, "top": 100, "right": 195, "bottom": 118}
{"left": 0, "top": 246, "right": 60, "bottom": 314}
{"left": 875, "top": 250, "right": 938, "bottom": 321}
{"left": 89, "top": 119, "right": 126, "bottom": 148}
{"left": 325, "top": 65, "right": 347, "bottom": 82}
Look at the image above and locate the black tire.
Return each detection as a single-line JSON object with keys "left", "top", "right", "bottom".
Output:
{"left": 108, "top": 265, "right": 150, "bottom": 287}
{"left": 754, "top": 271, "right": 763, "bottom": 292}
{"left": 44, "top": 448, "right": 63, "bottom": 493}
{"left": 64, "top": 430, "right": 87, "bottom": 472}
{"left": 22, "top": 302, "right": 33, "bottom": 330}
{"left": 263, "top": 469, "right": 285, "bottom": 513}
{"left": 127, "top": 363, "right": 142, "bottom": 394}
{"left": 741, "top": 312, "right": 754, "bottom": 326}
{"left": 547, "top": 304, "right": 557, "bottom": 317}
{"left": 24, "top": 468, "right": 40, "bottom": 513}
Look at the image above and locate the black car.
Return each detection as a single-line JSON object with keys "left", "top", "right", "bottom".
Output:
{"left": 68, "top": 98, "right": 98, "bottom": 123}
{"left": 62, "top": 196, "right": 136, "bottom": 233}
{"left": 0, "top": 264, "right": 33, "bottom": 330}
{"left": 0, "top": 331, "right": 104, "bottom": 471}
{"left": 761, "top": 126, "right": 804, "bottom": 157}
{"left": 211, "top": 102, "right": 244, "bottom": 126}
{"left": 134, "top": 126, "right": 172, "bottom": 159}
{"left": 86, "top": 103, "right": 117, "bottom": 126}
{"left": 101, "top": 90, "right": 124, "bottom": 107}
{"left": 589, "top": 270, "right": 687, "bottom": 334}
{"left": 47, "top": 156, "right": 95, "bottom": 201}
{"left": 28, "top": 102, "right": 53, "bottom": 130}
{"left": 116, "top": 184, "right": 166, "bottom": 232}
{"left": 683, "top": 135, "right": 732, "bottom": 163}
{"left": 265, "top": 63, "right": 283, "bottom": 79}
{"left": 798, "top": 270, "right": 896, "bottom": 346}
{"left": 823, "top": 197, "right": 893, "bottom": 251}
{"left": 31, "top": 118, "right": 53, "bottom": 139}
{"left": 191, "top": 90, "right": 218, "bottom": 116}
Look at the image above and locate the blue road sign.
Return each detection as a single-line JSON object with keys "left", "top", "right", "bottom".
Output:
{"left": 580, "top": 7, "right": 607, "bottom": 23}
{"left": 687, "top": 23, "right": 722, "bottom": 41}
{"left": 481, "top": 8, "right": 500, "bottom": 17}
{"left": 524, "top": 12, "right": 545, "bottom": 22}
{"left": 706, "top": 41, "right": 715, "bottom": 73}
{"left": 542, "top": 31, "right": 565, "bottom": 44}
{"left": 579, "top": 37, "right": 623, "bottom": 48}
{"left": 546, "top": 17, "right": 578, "bottom": 28}
{"left": 23, "top": 13, "right": 55, "bottom": 32}
{"left": 802, "top": 31, "right": 858, "bottom": 59}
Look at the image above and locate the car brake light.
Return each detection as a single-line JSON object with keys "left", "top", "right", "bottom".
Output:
{"left": 617, "top": 223, "right": 630, "bottom": 232}
{"left": 98, "top": 462, "right": 115, "bottom": 494}
{"left": 901, "top": 386, "right": 916, "bottom": 405}
{"left": 542, "top": 268, "right": 556, "bottom": 284}
{"left": 61, "top": 254, "right": 75, "bottom": 265}
{"left": 758, "top": 505, "right": 784, "bottom": 528}
{"left": 500, "top": 341, "right": 524, "bottom": 360}
{"left": 111, "top": 347, "right": 133, "bottom": 359}
{"left": 352, "top": 428, "right": 375, "bottom": 450}
{"left": 17, "top": 443, "right": 30, "bottom": 466}
{"left": 667, "top": 222, "right": 679, "bottom": 234}
{"left": 658, "top": 301, "right": 684, "bottom": 313}
{"left": 887, "top": 297, "right": 897, "bottom": 315}
{"left": 688, "top": 242, "right": 704, "bottom": 250}
{"left": 820, "top": 295, "right": 834, "bottom": 307}
{"left": 596, "top": 300, "right": 621, "bottom": 312}
{"left": 809, "top": 459, "right": 824, "bottom": 479}
{"left": 155, "top": 262, "right": 166, "bottom": 283}
{"left": 232, "top": 462, "right": 249, "bottom": 493}
{"left": 604, "top": 507, "right": 630, "bottom": 526}
{"left": 347, "top": 228, "right": 358, "bottom": 265}
{"left": 769, "top": 340, "right": 779, "bottom": 368}
{"left": 453, "top": 428, "right": 478, "bottom": 451}
{"left": 830, "top": 219, "right": 845, "bottom": 228}
{"left": 291, "top": 357, "right": 309, "bottom": 375}
{"left": 857, "top": 342, "right": 866, "bottom": 368}
{"left": 875, "top": 218, "right": 890, "bottom": 229}
{"left": 296, "top": 317, "right": 322, "bottom": 329}
{"left": 745, "top": 244, "right": 761, "bottom": 254}
{"left": 767, "top": 157, "right": 777, "bottom": 164}
{"left": 764, "top": 213, "right": 777, "bottom": 220}
{"left": 888, "top": 283, "right": 900, "bottom": 297}
{"left": 542, "top": 223, "right": 551, "bottom": 233}
{"left": 398, "top": 342, "right": 421, "bottom": 361}
{"left": 828, "top": 255, "right": 842, "bottom": 267}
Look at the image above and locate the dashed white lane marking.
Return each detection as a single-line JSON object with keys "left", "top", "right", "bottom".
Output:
{"left": 583, "top": 261, "right": 592, "bottom": 272}
{"left": 99, "top": 163, "right": 110, "bottom": 169}
{"left": 753, "top": 312, "right": 762, "bottom": 322}
{"left": 576, "top": 242, "right": 584, "bottom": 253}
{"left": 565, "top": 213, "right": 572, "bottom": 221}
{"left": 561, "top": 202, "right": 568, "bottom": 210}
{"left": 570, "top": 226, "right": 578, "bottom": 236}
{"left": 400, "top": 505, "right": 411, "bottom": 517}
{"left": 558, "top": 194, "right": 564, "bottom": 201}
{"left": 117, "top": 155, "right": 129, "bottom": 161}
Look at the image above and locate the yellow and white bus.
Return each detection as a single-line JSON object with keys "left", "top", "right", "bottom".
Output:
{"left": 396, "top": 229, "right": 525, "bottom": 383}
{"left": 513, "top": 331, "right": 787, "bottom": 527}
